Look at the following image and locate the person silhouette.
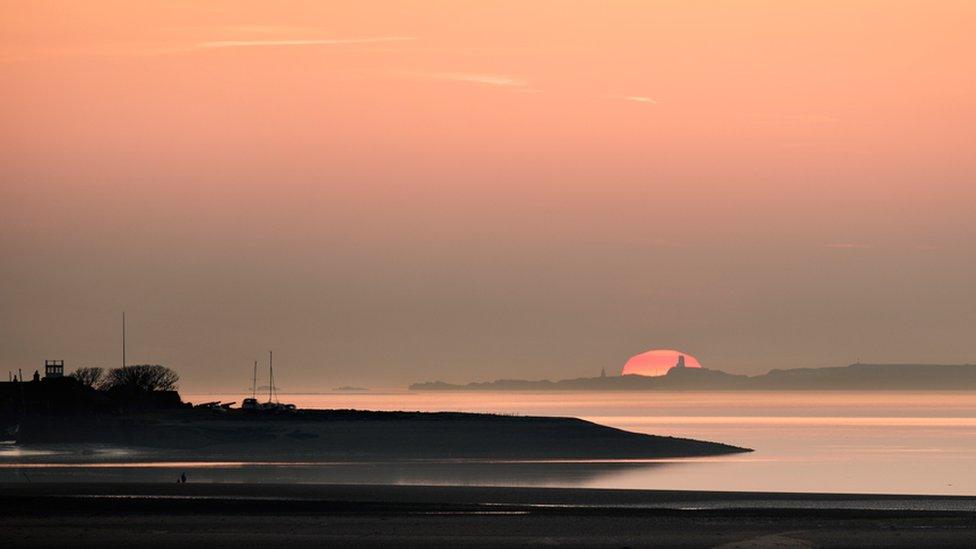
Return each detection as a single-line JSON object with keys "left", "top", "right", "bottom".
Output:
{"left": 180, "top": 472, "right": 187, "bottom": 483}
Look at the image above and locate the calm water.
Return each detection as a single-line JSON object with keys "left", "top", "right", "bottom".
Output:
{"left": 4, "top": 391, "right": 975, "bottom": 496}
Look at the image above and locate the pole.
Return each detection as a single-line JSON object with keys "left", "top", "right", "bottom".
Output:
{"left": 122, "top": 312, "right": 127, "bottom": 368}
{"left": 268, "top": 351, "right": 273, "bottom": 403}
{"left": 252, "top": 361, "right": 258, "bottom": 400}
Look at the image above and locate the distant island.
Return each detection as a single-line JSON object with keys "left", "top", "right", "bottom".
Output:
{"left": 332, "top": 386, "right": 369, "bottom": 392}
{"left": 410, "top": 363, "right": 976, "bottom": 391}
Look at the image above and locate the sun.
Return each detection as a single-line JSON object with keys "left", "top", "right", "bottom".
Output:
{"left": 621, "top": 349, "right": 702, "bottom": 377}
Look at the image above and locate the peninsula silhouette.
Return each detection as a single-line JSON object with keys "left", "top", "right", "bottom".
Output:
{"left": 410, "top": 363, "right": 976, "bottom": 391}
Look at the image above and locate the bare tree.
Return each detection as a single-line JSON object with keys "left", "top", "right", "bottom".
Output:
{"left": 70, "top": 367, "right": 104, "bottom": 388}
{"left": 102, "top": 365, "right": 180, "bottom": 392}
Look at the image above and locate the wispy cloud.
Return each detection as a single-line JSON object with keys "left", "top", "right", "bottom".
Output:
{"left": 425, "top": 72, "right": 529, "bottom": 88}
{"left": 620, "top": 95, "right": 658, "bottom": 104}
{"left": 194, "top": 37, "right": 416, "bottom": 50}
{"left": 823, "top": 243, "right": 872, "bottom": 250}
{"left": 1, "top": 35, "right": 419, "bottom": 64}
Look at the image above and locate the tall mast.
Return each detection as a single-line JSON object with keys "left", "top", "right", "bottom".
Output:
{"left": 122, "top": 312, "right": 127, "bottom": 368}
{"left": 252, "top": 361, "right": 258, "bottom": 399}
{"left": 268, "top": 351, "right": 273, "bottom": 403}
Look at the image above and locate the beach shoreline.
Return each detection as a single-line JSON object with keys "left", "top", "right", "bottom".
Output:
{"left": 3, "top": 483, "right": 976, "bottom": 547}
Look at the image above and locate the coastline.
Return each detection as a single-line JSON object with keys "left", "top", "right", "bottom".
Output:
{"left": 9, "top": 409, "right": 750, "bottom": 461}
{"left": 409, "top": 363, "right": 976, "bottom": 392}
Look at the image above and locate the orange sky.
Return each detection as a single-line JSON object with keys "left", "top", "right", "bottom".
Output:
{"left": 1, "top": 2, "right": 975, "bottom": 389}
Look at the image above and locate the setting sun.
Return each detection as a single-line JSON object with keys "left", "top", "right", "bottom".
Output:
{"left": 621, "top": 349, "right": 702, "bottom": 377}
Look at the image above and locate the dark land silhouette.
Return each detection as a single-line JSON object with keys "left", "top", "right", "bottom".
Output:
{"left": 8, "top": 408, "right": 748, "bottom": 461}
{"left": 411, "top": 363, "right": 976, "bottom": 391}
{"left": 1, "top": 365, "right": 748, "bottom": 461}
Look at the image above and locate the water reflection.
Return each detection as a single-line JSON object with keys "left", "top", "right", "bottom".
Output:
{"left": 5, "top": 392, "right": 976, "bottom": 495}
{"left": 0, "top": 458, "right": 673, "bottom": 487}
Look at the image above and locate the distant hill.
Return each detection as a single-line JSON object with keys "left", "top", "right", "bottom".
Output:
{"left": 753, "top": 363, "right": 976, "bottom": 390}
{"left": 410, "top": 363, "right": 976, "bottom": 391}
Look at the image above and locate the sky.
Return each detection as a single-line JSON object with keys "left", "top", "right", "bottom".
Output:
{"left": 1, "top": 1, "right": 975, "bottom": 391}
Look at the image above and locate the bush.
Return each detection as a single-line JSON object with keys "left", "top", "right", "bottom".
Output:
{"left": 70, "top": 367, "right": 104, "bottom": 388}
{"left": 101, "top": 365, "right": 179, "bottom": 392}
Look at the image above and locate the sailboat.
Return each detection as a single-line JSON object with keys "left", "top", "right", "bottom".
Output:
{"left": 256, "top": 351, "right": 296, "bottom": 412}
{"left": 241, "top": 361, "right": 260, "bottom": 411}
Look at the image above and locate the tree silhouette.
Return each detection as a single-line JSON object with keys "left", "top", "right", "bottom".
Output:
{"left": 70, "top": 367, "right": 104, "bottom": 388}
{"left": 102, "top": 365, "right": 179, "bottom": 392}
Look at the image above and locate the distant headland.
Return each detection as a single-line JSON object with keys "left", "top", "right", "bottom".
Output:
{"left": 332, "top": 386, "right": 369, "bottom": 392}
{"left": 410, "top": 363, "right": 976, "bottom": 391}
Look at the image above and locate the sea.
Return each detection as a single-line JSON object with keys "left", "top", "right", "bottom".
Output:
{"left": 3, "top": 391, "right": 975, "bottom": 496}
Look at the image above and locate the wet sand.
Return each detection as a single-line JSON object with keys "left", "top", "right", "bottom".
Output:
{"left": 2, "top": 483, "right": 976, "bottom": 547}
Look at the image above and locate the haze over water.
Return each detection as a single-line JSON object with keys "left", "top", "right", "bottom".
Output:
{"left": 173, "top": 390, "right": 976, "bottom": 496}
{"left": 7, "top": 391, "right": 975, "bottom": 496}
{"left": 163, "top": 390, "right": 976, "bottom": 496}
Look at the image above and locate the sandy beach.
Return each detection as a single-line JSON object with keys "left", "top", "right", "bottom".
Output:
{"left": 2, "top": 483, "right": 976, "bottom": 548}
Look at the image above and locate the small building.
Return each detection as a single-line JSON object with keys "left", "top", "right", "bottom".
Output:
{"left": 44, "top": 360, "right": 64, "bottom": 379}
